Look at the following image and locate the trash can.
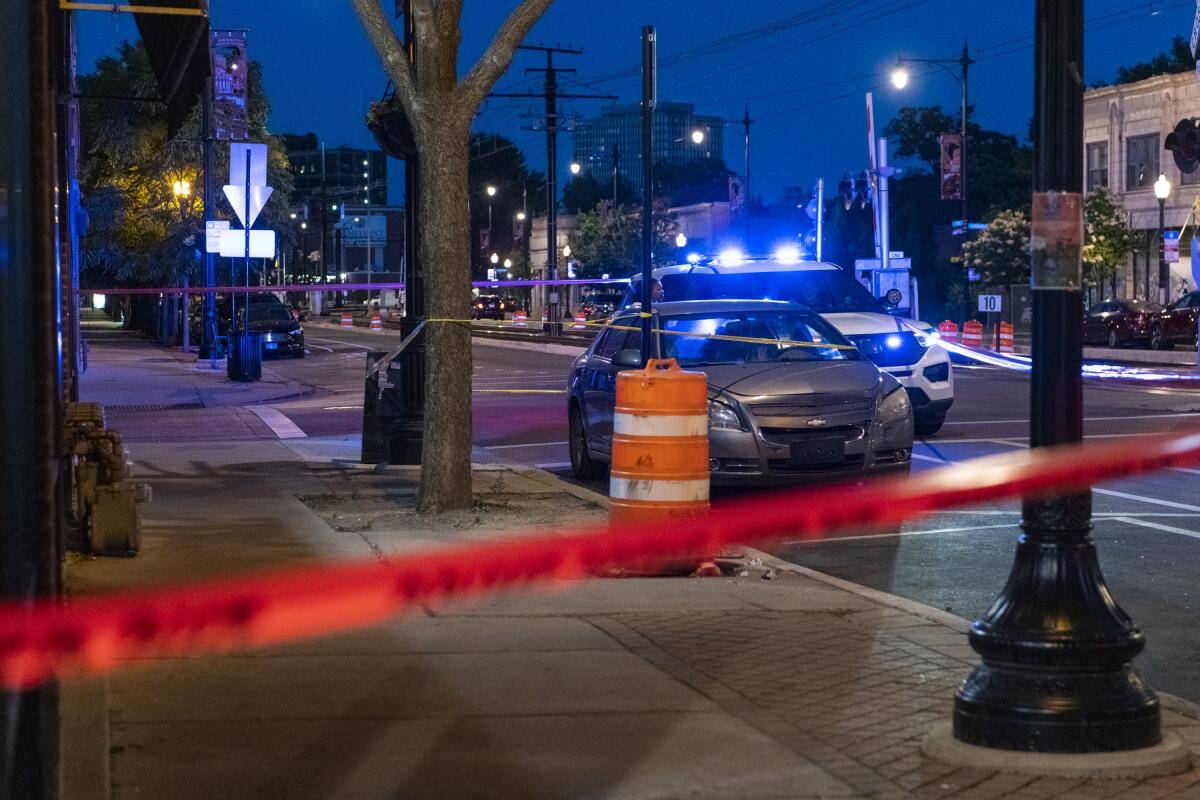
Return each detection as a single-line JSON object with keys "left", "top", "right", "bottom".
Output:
{"left": 227, "top": 332, "right": 263, "bottom": 382}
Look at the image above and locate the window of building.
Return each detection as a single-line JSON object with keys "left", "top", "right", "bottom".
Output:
{"left": 1126, "top": 134, "right": 1159, "bottom": 191}
{"left": 1086, "top": 142, "right": 1108, "bottom": 191}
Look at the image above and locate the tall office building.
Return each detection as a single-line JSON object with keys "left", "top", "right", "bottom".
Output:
{"left": 571, "top": 102, "right": 724, "bottom": 195}
{"left": 281, "top": 132, "right": 388, "bottom": 207}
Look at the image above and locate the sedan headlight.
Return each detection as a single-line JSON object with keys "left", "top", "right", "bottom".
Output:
{"left": 876, "top": 386, "right": 911, "bottom": 425}
{"left": 708, "top": 398, "right": 745, "bottom": 430}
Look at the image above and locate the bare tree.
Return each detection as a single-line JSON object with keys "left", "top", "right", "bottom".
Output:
{"left": 352, "top": 0, "right": 553, "bottom": 511}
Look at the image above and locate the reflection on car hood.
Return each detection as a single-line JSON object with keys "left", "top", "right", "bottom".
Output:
{"left": 701, "top": 360, "right": 881, "bottom": 398}
{"left": 823, "top": 311, "right": 914, "bottom": 336}
{"left": 247, "top": 319, "right": 298, "bottom": 333}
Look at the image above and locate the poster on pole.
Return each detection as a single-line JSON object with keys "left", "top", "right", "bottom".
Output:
{"left": 939, "top": 133, "right": 963, "bottom": 200}
{"left": 210, "top": 30, "right": 248, "bottom": 141}
{"left": 1165, "top": 230, "right": 1180, "bottom": 263}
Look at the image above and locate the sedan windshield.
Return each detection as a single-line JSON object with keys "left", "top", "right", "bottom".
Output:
{"left": 659, "top": 311, "right": 857, "bottom": 366}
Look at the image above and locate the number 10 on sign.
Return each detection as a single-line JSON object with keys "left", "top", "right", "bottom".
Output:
{"left": 978, "top": 294, "right": 1002, "bottom": 313}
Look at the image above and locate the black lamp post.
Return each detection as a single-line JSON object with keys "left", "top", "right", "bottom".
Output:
{"left": 1155, "top": 173, "right": 1171, "bottom": 305}
{"left": 952, "top": 0, "right": 1160, "bottom": 753}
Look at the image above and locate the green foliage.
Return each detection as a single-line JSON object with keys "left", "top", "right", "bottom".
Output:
{"left": 566, "top": 202, "right": 679, "bottom": 279}
{"left": 961, "top": 209, "right": 1030, "bottom": 287}
{"left": 1082, "top": 188, "right": 1135, "bottom": 289}
{"left": 1108, "top": 36, "right": 1196, "bottom": 86}
{"left": 469, "top": 132, "right": 543, "bottom": 273}
{"left": 78, "top": 42, "right": 293, "bottom": 287}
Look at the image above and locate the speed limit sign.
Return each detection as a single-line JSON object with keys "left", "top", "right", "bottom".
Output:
{"left": 978, "top": 294, "right": 1002, "bottom": 313}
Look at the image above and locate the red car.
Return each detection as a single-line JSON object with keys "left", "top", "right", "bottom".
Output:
{"left": 1149, "top": 291, "right": 1200, "bottom": 350}
{"left": 1082, "top": 299, "right": 1162, "bottom": 348}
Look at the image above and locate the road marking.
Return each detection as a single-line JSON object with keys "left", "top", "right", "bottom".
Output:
{"left": 782, "top": 522, "right": 1015, "bottom": 545}
{"left": 535, "top": 462, "right": 572, "bottom": 469}
{"left": 323, "top": 405, "right": 361, "bottom": 410}
{"left": 474, "top": 389, "right": 564, "bottom": 394}
{"left": 925, "top": 510, "right": 1200, "bottom": 518}
{"left": 911, "top": 452, "right": 946, "bottom": 464}
{"left": 306, "top": 343, "right": 334, "bottom": 353}
{"left": 1111, "top": 516, "right": 1200, "bottom": 540}
{"left": 245, "top": 405, "right": 307, "bottom": 439}
{"left": 306, "top": 336, "right": 374, "bottom": 350}
{"left": 943, "top": 411, "right": 1200, "bottom": 427}
{"left": 485, "top": 441, "right": 569, "bottom": 450}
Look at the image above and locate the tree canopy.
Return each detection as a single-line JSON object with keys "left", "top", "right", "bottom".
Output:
{"left": 1105, "top": 35, "right": 1196, "bottom": 86}
{"left": 469, "top": 131, "right": 544, "bottom": 275}
{"left": 566, "top": 202, "right": 679, "bottom": 279}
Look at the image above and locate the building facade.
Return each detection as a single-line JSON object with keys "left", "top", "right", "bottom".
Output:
{"left": 571, "top": 101, "right": 724, "bottom": 194}
{"left": 1083, "top": 71, "right": 1200, "bottom": 300}
{"left": 281, "top": 132, "right": 388, "bottom": 208}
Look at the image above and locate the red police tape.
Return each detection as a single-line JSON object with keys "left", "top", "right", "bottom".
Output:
{"left": 2, "top": 430, "right": 1200, "bottom": 690}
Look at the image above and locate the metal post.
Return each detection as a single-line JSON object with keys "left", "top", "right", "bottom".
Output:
{"left": 815, "top": 177, "right": 824, "bottom": 261}
{"left": 640, "top": 25, "right": 655, "bottom": 363}
{"left": 2, "top": 1, "right": 62, "bottom": 795}
{"left": 953, "top": 0, "right": 1160, "bottom": 753}
{"left": 612, "top": 141, "right": 620, "bottom": 205}
{"left": 879, "top": 138, "right": 890, "bottom": 272}
{"left": 1158, "top": 197, "right": 1168, "bottom": 306}
{"left": 742, "top": 105, "right": 751, "bottom": 213}
{"left": 960, "top": 40, "right": 970, "bottom": 237}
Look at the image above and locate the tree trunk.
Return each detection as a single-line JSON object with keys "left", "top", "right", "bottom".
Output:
{"left": 416, "top": 119, "right": 474, "bottom": 513}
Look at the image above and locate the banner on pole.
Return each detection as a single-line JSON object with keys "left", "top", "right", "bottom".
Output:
{"left": 939, "top": 133, "right": 963, "bottom": 200}
{"left": 210, "top": 30, "right": 248, "bottom": 141}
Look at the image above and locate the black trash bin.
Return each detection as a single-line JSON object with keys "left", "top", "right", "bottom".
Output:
{"left": 227, "top": 332, "right": 263, "bottom": 382}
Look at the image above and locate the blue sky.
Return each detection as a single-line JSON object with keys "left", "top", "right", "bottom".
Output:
{"left": 78, "top": 1, "right": 1192, "bottom": 205}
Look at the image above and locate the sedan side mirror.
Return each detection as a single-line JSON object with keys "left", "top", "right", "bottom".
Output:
{"left": 612, "top": 348, "right": 642, "bottom": 368}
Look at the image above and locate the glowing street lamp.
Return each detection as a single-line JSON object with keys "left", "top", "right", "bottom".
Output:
{"left": 172, "top": 179, "right": 190, "bottom": 197}
{"left": 890, "top": 66, "right": 910, "bottom": 89}
{"left": 690, "top": 129, "right": 705, "bottom": 144}
{"left": 490, "top": 252, "right": 499, "bottom": 265}
{"left": 569, "top": 162, "right": 581, "bottom": 175}
{"left": 516, "top": 211, "right": 526, "bottom": 221}
{"left": 674, "top": 232, "right": 688, "bottom": 248}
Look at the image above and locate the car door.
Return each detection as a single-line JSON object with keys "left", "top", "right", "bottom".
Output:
{"left": 1082, "top": 302, "right": 1110, "bottom": 344}
{"left": 1182, "top": 293, "right": 1200, "bottom": 344}
{"left": 583, "top": 323, "right": 633, "bottom": 452}
{"left": 1165, "top": 295, "right": 1193, "bottom": 342}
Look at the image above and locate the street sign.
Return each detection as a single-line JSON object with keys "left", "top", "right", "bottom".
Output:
{"left": 204, "top": 220, "right": 230, "bottom": 253}
{"left": 229, "top": 142, "right": 268, "bottom": 188}
{"left": 887, "top": 258, "right": 912, "bottom": 269}
{"left": 222, "top": 185, "right": 273, "bottom": 229}
{"left": 854, "top": 258, "right": 881, "bottom": 271}
{"left": 888, "top": 250, "right": 904, "bottom": 259}
{"left": 1191, "top": 3, "right": 1200, "bottom": 57}
{"left": 1165, "top": 230, "right": 1180, "bottom": 263}
{"left": 978, "top": 294, "right": 1002, "bottom": 313}
{"left": 218, "top": 229, "right": 276, "bottom": 259}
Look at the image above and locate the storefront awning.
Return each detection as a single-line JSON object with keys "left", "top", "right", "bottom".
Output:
{"left": 130, "top": 0, "right": 210, "bottom": 137}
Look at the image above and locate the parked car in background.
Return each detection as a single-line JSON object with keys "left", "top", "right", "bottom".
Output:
{"left": 472, "top": 294, "right": 504, "bottom": 320}
{"left": 567, "top": 300, "right": 914, "bottom": 486}
{"left": 499, "top": 296, "right": 523, "bottom": 314}
{"left": 1150, "top": 291, "right": 1200, "bottom": 350}
{"left": 579, "top": 291, "right": 624, "bottom": 321}
{"left": 1082, "top": 299, "right": 1162, "bottom": 348}
{"left": 237, "top": 296, "right": 305, "bottom": 358}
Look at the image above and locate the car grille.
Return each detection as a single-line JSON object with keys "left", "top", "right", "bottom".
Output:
{"left": 768, "top": 454, "right": 866, "bottom": 474}
{"left": 748, "top": 397, "right": 874, "bottom": 418}
{"left": 847, "top": 332, "right": 927, "bottom": 368}
{"left": 758, "top": 425, "right": 865, "bottom": 446}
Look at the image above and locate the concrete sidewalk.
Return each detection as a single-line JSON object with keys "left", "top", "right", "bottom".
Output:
{"left": 63, "top": 329, "right": 1200, "bottom": 799}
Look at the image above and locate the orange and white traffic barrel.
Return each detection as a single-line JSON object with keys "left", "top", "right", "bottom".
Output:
{"left": 513, "top": 311, "right": 528, "bottom": 328}
{"left": 340, "top": 312, "right": 354, "bottom": 329}
{"left": 370, "top": 314, "right": 382, "bottom": 332}
{"left": 572, "top": 313, "right": 587, "bottom": 330}
{"left": 961, "top": 320, "right": 983, "bottom": 348}
{"left": 938, "top": 320, "right": 959, "bottom": 343}
{"left": 998, "top": 322, "right": 1014, "bottom": 353}
{"left": 610, "top": 358, "right": 709, "bottom": 532}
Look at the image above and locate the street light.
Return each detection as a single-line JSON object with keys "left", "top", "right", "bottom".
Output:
{"left": 503, "top": 258, "right": 512, "bottom": 269}
{"left": 674, "top": 232, "right": 687, "bottom": 248}
{"left": 172, "top": 179, "right": 190, "bottom": 198}
{"left": 516, "top": 211, "right": 526, "bottom": 222}
{"left": 562, "top": 244, "right": 571, "bottom": 258}
{"left": 486, "top": 185, "right": 497, "bottom": 197}
{"left": 890, "top": 66, "right": 910, "bottom": 89}
{"left": 1155, "top": 173, "right": 1171, "bottom": 305}
{"left": 569, "top": 161, "right": 581, "bottom": 175}
{"left": 690, "top": 129, "right": 704, "bottom": 144}
{"left": 490, "top": 252, "right": 499, "bottom": 265}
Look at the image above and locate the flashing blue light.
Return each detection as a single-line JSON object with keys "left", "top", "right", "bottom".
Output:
{"left": 718, "top": 248, "right": 745, "bottom": 266}
{"left": 686, "top": 252, "right": 703, "bottom": 264}
{"left": 885, "top": 334, "right": 902, "bottom": 349}
{"left": 774, "top": 245, "right": 801, "bottom": 264}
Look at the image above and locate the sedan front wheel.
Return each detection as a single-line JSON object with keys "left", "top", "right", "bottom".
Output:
{"left": 569, "top": 406, "right": 606, "bottom": 480}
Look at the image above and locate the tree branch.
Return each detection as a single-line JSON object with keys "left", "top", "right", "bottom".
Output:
{"left": 351, "top": 0, "right": 419, "bottom": 114}
{"left": 458, "top": 0, "right": 553, "bottom": 108}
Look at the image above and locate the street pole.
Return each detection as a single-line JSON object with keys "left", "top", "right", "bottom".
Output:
{"left": 544, "top": 57, "right": 562, "bottom": 336}
{"left": 1158, "top": 197, "right": 1168, "bottom": 306}
{"left": 612, "top": 141, "right": 620, "bottom": 205}
{"left": 815, "top": 178, "right": 824, "bottom": 261}
{"left": 742, "top": 105, "right": 752, "bottom": 214}
{"left": 878, "top": 138, "right": 890, "bottom": 272}
{"left": 201, "top": 75, "right": 216, "bottom": 366}
{"left": 960, "top": 42, "right": 972, "bottom": 325}
{"left": 953, "top": 0, "right": 1161, "bottom": 753}
{"left": 640, "top": 25, "right": 655, "bottom": 363}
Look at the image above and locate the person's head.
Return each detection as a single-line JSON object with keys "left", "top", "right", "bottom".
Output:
{"left": 650, "top": 278, "right": 664, "bottom": 301}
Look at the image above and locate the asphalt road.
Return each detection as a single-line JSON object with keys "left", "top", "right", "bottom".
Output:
{"left": 264, "top": 325, "right": 1200, "bottom": 704}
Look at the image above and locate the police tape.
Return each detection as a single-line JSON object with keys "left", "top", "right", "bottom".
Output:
{"left": 80, "top": 277, "right": 631, "bottom": 296}
{"left": 2, "top": 430, "right": 1200, "bottom": 689}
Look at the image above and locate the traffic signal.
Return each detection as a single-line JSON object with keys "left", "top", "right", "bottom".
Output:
{"left": 854, "top": 170, "right": 871, "bottom": 209}
{"left": 838, "top": 172, "right": 853, "bottom": 210}
{"left": 1165, "top": 118, "right": 1200, "bottom": 175}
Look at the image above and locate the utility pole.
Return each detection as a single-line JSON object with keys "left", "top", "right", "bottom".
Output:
{"left": 612, "top": 141, "right": 620, "bottom": 205}
{"left": 491, "top": 46, "right": 614, "bottom": 336}
{"left": 741, "top": 105, "right": 753, "bottom": 214}
{"left": 952, "top": 0, "right": 1161, "bottom": 754}
{"left": 200, "top": 73, "right": 217, "bottom": 365}
{"left": 640, "top": 25, "right": 655, "bottom": 362}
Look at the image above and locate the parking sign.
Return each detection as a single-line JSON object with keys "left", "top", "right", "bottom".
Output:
{"left": 978, "top": 294, "right": 1002, "bottom": 313}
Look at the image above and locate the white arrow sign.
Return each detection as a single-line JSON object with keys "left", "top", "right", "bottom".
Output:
{"left": 222, "top": 184, "right": 273, "bottom": 228}
{"left": 218, "top": 229, "right": 276, "bottom": 259}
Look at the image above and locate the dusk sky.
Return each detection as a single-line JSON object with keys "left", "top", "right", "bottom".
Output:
{"left": 78, "top": 1, "right": 1191, "bottom": 206}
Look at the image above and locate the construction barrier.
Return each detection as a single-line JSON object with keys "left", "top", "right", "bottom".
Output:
{"left": 340, "top": 312, "right": 354, "bottom": 329}
{"left": 998, "top": 322, "right": 1014, "bottom": 353}
{"left": 609, "top": 358, "right": 709, "bottom": 528}
{"left": 938, "top": 320, "right": 959, "bottom": 343}
{"left": 961, "top": 320, "right": 983, "bottom": 348}
{"left": 572, "top": 313, "right": 588, "bottom": 330}
{"left": 369, "top": 315, "right": 382, "bottom": 333}
{"left": 513, "top": 311, "right": 528, "bottom": 328}
{"left": 2, "top": 430, "right": 1200, "bottom": 689}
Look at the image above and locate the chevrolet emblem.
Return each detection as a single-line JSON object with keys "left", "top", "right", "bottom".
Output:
{"left": 806, "top": 418, "right": 827, "bottom": 427}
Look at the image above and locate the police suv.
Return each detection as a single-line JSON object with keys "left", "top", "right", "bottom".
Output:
{"left": 621, "top": 254, "right": 953, "bottom": 435}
